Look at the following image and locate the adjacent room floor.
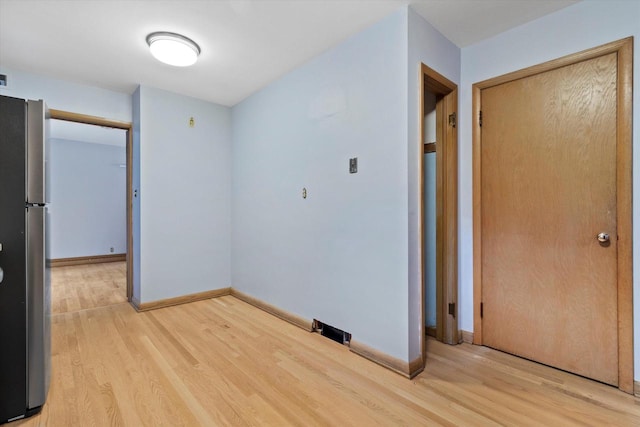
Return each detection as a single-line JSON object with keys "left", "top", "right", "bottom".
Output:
{"left": 16, "top": 264, "right": 640, "bottom": 426}
{"left": 51, "top": 261, "right": 127, "bottom": 314}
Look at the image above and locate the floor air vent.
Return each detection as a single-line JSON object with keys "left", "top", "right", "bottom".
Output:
{"left": 313, "top": 319, "right": 351, "bottom": 345}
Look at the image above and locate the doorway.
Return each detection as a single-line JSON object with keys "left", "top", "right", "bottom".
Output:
{"left": 49, "top": 109, "right": 134, "bottom": 303}
{"left": 472, "top": 38, "right": 633, "bottom": 393}
{"left": 420, "top": 64, "right": 458, "bottom": 361}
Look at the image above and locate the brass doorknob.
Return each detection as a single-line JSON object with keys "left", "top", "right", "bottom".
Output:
{"left": 597, "top": 232, "right": 610, "bottom": 243}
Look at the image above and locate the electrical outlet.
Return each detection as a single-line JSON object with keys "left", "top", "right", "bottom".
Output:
{"left": 110, "top": 247, "right": 114, "bottom": 253}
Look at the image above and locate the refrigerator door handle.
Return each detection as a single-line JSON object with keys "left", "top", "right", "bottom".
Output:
{"left": 26, "top": 100, "right": 47, "bottom": 204}
{"left": 26, "top": 206, "right": 50, "bottom": 409}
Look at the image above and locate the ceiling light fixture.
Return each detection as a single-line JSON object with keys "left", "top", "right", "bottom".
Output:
{"left": 146, "top": 32, "right": 201, "bottom": 67}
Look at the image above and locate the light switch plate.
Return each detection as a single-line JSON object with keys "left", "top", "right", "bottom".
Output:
{"left": 349, "top": 157, "right": 357, "bottom": 174}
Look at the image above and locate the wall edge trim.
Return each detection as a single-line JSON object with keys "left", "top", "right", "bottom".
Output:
{"left": 130, "top": 287, "right": 426, "bottom": 380}
{"left": 461, "top": 330, "right": 474, "bottom": 344}
{"left": 133, "top": 288, "right": 232, "bottom": 312}
{"left": 51, "top": 253, "right": 126, "bottom": 267}
{"left": 349, "top": 339, "right": 417, "bottom": 378}
{"left": 230, "top": 289, "right": 314, "bottom": 332}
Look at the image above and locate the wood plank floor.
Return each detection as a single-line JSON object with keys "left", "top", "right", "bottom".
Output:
{"left": 15, "top": 289, "right": 640, "bottom": 425}
{"left": 51, "top": 261, "right": 126, "bottom": 314}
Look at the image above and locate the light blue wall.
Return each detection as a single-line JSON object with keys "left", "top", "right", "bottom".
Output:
{"left": 8, "top": 3, "right": 634, "bottom": 372}
{"left": 136, "top": 86, "right": 232, "bottom": 303}
{"left": 49, "top": 138, "right": 126, "bottom": 258}
{"left": 424, "top": 152, "right": 436, "bottom": 327}
{"left": 460, "top": 0, "right": 640, "bottom": 378}
{"left": 407, "top": 6, "right": 460, "bottom": 360}
{"left": 0, "top": 67, "right": 131, "bottom": 121}
{"left": 424, "top": 91, "right": 437, "bottom": 329}
{"left": 0, "top": 71, "right": 130, "bottom": 260}
{"left": 132, "top": 87, "right": 142, "bottom": 303}
{"left": 232, "top": 8, "right": 409, "bottom": 360}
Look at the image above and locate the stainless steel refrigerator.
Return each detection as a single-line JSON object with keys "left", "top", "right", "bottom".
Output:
{"left": 0, "top": 95, "right": 51, "bottom": 423}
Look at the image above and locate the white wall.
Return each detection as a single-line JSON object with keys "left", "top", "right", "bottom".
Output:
{"left": 232, "top": 9, "right": 409, "bottom": 360}
{"left": 407, "top": 6, "right": 460, "bottom": 360}
{"left": 459, "top": 0, "right": 640, "bottom": 378}
{"left": 49, "top": 138, "right": 126, "bottom": 258}
{"left": 135, "top": 86, "right": 231, "bottom": 303}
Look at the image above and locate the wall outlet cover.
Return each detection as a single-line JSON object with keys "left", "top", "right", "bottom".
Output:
{"left": 349, "top": 157, "right": 358, "bottom": 173}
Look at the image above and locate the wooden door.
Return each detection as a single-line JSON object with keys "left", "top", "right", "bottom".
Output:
{"left": 420, "top": 64, "right": 459, "bottom": 366}
{"left": 438, "top": 88, "right": 458, "bottom": 345}
{"left": 480, "top": 52, "right": 620, "bottom": 385}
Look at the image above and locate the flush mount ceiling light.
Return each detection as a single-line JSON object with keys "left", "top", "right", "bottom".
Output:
{"left": 146, "top": 32, "right": 201, "bottom": 67}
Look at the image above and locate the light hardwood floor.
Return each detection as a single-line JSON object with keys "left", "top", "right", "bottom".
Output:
{"left": 14, "top": 271, "right": 640, "bottom": 426}
{"left": 51, "top": 261, "right": 126, "bottom": 314}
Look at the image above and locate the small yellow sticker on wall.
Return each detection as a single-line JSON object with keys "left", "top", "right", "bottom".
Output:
{"left": 189, "top": 117, "right": 195, "bottom": 128}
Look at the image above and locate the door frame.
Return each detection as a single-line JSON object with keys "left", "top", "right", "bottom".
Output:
{"left": 419, "top": 63, "right": 459, "bottom": 362}
{"left": 49, "top": 109, "right": 134, "bottom": 302}
{"left": 472, "top": 37, "right": 633, "bottom": 393}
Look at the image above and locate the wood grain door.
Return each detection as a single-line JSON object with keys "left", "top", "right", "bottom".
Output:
{"left": 480, "top": 52, "right": 619, "bottom": 385}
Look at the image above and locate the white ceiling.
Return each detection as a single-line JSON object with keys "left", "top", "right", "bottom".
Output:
{"left": 0, "top": 0, "right": 578, "bottom": 107}
{"left": 410, "top": 0, "right": 579, "bottom": 48}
